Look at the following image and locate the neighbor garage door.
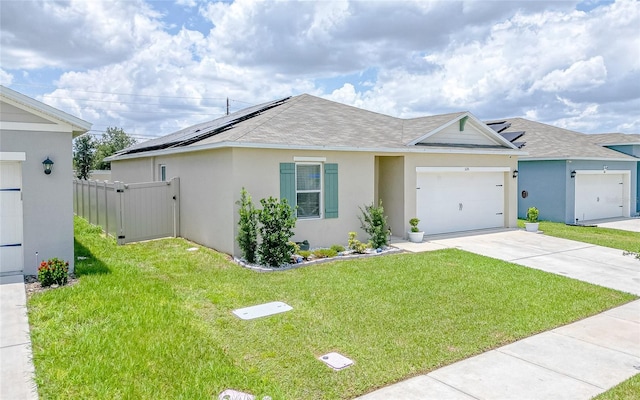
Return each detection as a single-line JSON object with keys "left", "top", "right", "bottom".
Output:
{"left": 416, "top": 167, "right": 507, "bottom": 235}
{"left": 0, "top": 161, "right": 24, "bottom": 274}
{"left": 575, "top": 172, "right": 626, "bottom": 222}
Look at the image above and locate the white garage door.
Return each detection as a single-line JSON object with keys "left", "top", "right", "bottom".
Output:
{"left": 0, "top": 161, "right": 24, "bottom": 274}
{"left": 575, "top": 173, "right": 625, "bottom": 222}
{"left": 417, "top": 169, "right": 505, "bottom": 235}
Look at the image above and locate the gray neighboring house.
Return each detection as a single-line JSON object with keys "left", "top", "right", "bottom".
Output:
{"left": 109, "top": 94, "right": 524, "bottom": 257}
{"left": 0, "top": 86, "right": 92, "bottom": 275}
{"left": 492, "top": 118, "right": 638, "bottom": 224}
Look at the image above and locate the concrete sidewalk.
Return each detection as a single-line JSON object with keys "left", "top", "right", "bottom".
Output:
{"left": 0, "top": 274, "right": 38, "bottom": 399}
{"left": 358, "top": 300, "right": 640, "bottom": 400}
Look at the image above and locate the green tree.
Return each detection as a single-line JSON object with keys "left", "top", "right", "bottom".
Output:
{"left": 73, "top": 134, "right": 96, "bottom": 180}
{"left": 94, "top": 127, "right": 137, "bottom": 170}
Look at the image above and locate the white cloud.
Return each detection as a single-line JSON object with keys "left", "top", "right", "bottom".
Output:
{"left": 531, "top": 57, "right": 607, "bottom": 93}
{"left": 2, "top": 0, "right": 638, "bottom": 136}
{"left": 0, "top": 69, "right": 13, "bottom": 86}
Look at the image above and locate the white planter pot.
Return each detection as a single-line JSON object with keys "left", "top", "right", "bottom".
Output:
{"left": 525, "top": 222, "right": 539, "bottom": 232}
{"left": 408, "top": 231, "right": 424, "bottom": 243}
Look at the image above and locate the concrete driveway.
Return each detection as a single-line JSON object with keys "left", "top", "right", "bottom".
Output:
{"left": 394, "top": 229, "right": 640, "bottom": 295}
{"left": 590, "top": 217, "right": 640, "bottom": 233}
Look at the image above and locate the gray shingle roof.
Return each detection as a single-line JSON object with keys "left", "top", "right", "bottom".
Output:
{"left": 495, "top": 118, "right": 637, "bottom": 161}
{"left": 114, "top": 94, "right": 515, "bottom": 158}
{"left": 588, "top": 133, "right": 640, "bottom": 145}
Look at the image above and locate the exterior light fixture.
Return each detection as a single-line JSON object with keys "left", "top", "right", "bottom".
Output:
{"left": 512, "top": 170, "right": 519, "bottom": 179}
{"left": 570, "top": 170, "right": 576, "bottom": 178}
{"left": 42, "top": 157, "right": 54, "bottom": 175}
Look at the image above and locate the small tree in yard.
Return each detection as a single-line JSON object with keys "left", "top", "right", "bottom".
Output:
{"left": 236, "top": 188, "right": 259, "bottom": 263}
{"left": 359, "top": 200, "right": 390, "bottom": 249}
{"left": 94, "top": 127, "right": 137, "bottom": 170}
{"left": 258, "top": 197, "right": 297, "bottom": 267}
{"left": 73, "top": 134, "right": 96, "bottom": 180}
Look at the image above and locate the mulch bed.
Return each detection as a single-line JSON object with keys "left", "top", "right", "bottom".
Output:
{"left": 24, "top": 274, "right": 79, "bottom": 298}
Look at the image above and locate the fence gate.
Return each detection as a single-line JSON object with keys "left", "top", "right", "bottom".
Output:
{"left": 73, "top": 178, "right": 180, "bottom": 244}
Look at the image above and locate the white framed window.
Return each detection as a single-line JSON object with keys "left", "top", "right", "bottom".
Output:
{"left": 159, "top": 164, "right": 166, "bottom": 182}
{"left": 296, "top": 163, "right": 322, "bottom": 219}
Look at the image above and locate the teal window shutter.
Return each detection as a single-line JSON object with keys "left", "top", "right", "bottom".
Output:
{"left": 324, "top": 163, "right": 338, "bottom": 218}
{"left": 280, "top": 163, "right": 296, "bottom": 207}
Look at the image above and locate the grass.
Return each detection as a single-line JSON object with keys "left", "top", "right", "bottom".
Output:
{"left": 593, "top": 374, "right": 640, "bottom": 399}
{"left": 27, "top": 217, "right": 637, "bottom": 399}
{"left": 518, "top": 219, "right": 640, "bottom": 253}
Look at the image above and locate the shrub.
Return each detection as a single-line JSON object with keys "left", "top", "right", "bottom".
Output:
{"left": 409, "top": 217, "right": 420, "bottom": 233}
{"left": 298, "top": 250, "right": 312, "bottom": 259}
{"left": 313, "top": 248, "right": 338, "bottom": 258}
{"left": 38, "top": 258, "right": 69, "bottom": 287}
{"left": 330, "top": 244, "right": 345, "bottom": 253}
{"left": 526, "top": 207, "right": 539, "bottom": 223}
{"left": 258, "top": 197, "right": 297, "bottom": 267}
{"left": 236, "top": 188, "right": 259, "bottom": 263}
{"left": 348, "top": 232, "right": 368, "bottom": 254}
{"left": 359, "top": 201, "right": 390, "bottom": 249}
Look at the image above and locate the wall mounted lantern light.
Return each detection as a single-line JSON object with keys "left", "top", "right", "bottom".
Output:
{"left": 512, "top": 170, "right": 518, "bottom": 179}
{"left": 42, "top": 157, "right": 54, "bottom": 175}
{"left": 570, "top": 170, "right": 576, "bottom": 178}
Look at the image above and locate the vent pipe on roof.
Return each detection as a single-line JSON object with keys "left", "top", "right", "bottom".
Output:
{"left": 226, "top": 97, "right": 229, "bottom": 115}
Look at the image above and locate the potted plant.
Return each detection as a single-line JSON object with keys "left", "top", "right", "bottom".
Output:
{"left": 408, "top": 217, "right": 424, "bottom": 243}
{"left": 525, "top": 207, "right": 539, "bottom": 232}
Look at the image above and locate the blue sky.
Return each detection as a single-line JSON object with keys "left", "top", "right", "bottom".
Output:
{"left": 1, "top": 0, "right": 638, "bottom": 140}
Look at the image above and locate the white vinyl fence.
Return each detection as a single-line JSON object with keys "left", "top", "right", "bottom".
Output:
{"left": 73, "top": 178, "right": 180, "bottom": 244}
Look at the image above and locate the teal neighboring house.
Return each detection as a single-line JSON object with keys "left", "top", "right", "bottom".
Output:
{"left": 490, "top": 118, "right": 639, "bottom": 223}
{"left": 590, "top": 133, "right": 640, "bottom": 214}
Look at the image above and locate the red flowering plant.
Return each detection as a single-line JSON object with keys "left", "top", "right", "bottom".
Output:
{"left": 37, "top": 258, "right": 69, "bottom": 287}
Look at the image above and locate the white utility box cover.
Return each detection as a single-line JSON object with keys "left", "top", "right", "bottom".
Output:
{"left": 232, "top": 301, "right": 293, "bottom": 320}
{"left": 318, "top": 352, "right": 354, "bottom": 370}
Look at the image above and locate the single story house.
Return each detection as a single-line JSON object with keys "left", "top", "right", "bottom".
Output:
{"left": 490, "top": 118, "right": 638, "bottom": 224}
{"left": 109, "top": 94, "right": 524, "bottom": 256}
{"left": 0, "top": 86, "right": 91, "bottom": 275}
{"left": 590, "top": 133, "right": 640, "bottom": 214}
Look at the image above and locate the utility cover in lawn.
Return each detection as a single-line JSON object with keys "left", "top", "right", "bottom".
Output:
{"left": 319, "top": 352, "right": 354, "bottom": 370}
{"left": 232, "top": 301, "right": 293, "bottom": 320}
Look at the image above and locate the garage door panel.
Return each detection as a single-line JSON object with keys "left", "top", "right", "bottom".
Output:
{"left": 575, "top": 174, "right": 624, "bottom": 222}
{"left": 417, "top": 171, "right": 504, "bottom": 235}
{"left": 0, "top": 162, "right": 24, "bottom": 274}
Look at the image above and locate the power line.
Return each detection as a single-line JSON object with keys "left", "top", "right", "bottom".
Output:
{"left": 9, "top": 82, "right": 254, "bottom": 104}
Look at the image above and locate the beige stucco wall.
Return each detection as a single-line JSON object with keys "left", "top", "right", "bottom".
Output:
{"left": 111, "top": 157, "right": 155, "bottom": 183}
{"left": 0, "top": 129, "right": 75, "bottom": 274}
{"left": 230, "top": 148, "right": 375, "bottom": 253}
{"left": 377, "top": 156, "right": 405, "bottom": 237}
{"left": 111, "top": 147, "right": 518, "bottom": 257}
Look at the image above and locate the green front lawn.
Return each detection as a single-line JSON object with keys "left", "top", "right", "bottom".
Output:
{"left": 518, "top": 219, "right": 640, "bottom": 253}
{"left": 594, "top": 374, "right": 640, "bottom": 400}
{"left": 28, "top": 217, "right": 636, "bottom": 399}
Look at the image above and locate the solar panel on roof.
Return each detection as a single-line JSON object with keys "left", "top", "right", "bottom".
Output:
{"left": 499, "top": 131, "right": 525, "bottom": 143}
{"left": 117, "top": 96, "right": 291, "bottom": 155}
{"left": 486, "top": 121, "right": 511, "bottom": 133}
